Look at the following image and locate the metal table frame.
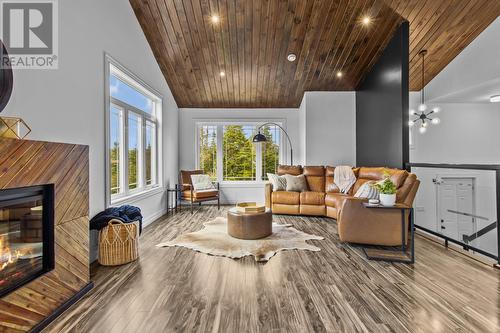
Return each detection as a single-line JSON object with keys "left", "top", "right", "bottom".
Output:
{"left": 361, "top": 204, "right": 415, "bottom": 264}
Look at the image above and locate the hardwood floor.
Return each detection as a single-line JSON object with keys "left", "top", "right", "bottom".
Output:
{"left": 44, "top": 206, "right": 500, "bottom": 333}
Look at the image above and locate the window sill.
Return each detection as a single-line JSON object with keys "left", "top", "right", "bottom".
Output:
{"left": 111, "top": 186, "right": 164, "bottom": 206}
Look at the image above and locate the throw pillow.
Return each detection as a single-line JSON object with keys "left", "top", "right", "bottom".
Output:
{"left": 284, "top": 174, "right": 308, "bottom": 192}
{"left": 354, "top": 181, "right": 380, "bottom": 199}
{"left": 267, "top": 173, "right": 287, "bottom": 192}
{"left": 191, "top": 174, "right": 215, "bottom": 191}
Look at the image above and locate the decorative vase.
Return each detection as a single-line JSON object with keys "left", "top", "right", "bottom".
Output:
{"left": 379, "top": 193, "right": 396, "bottom": 206}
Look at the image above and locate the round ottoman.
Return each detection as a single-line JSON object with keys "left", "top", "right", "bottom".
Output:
{"left": 227, "top": 207, "right": 272, "bottom": 240}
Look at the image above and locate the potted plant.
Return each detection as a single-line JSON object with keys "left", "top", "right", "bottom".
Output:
{"left": 371, "top": 172, "right": 397, "bottom": 206}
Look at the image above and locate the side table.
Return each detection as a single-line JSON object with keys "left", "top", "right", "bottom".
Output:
{"left": 361, "top": 203, "right": 414, "bottom": 264}
{"left": 166, "top": 187, "right": 178, "bottom": 214}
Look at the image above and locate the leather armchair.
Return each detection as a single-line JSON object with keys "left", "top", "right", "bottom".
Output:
{"left": 178, "top": 170, "right": 220, "bottom": 214}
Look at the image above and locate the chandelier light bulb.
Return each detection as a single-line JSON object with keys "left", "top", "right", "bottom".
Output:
{"left": 408, "top": 120, "right": 414, "bottom": 127}
{"left": 432, "top": 106, "right": 441, "bottom": 113}
{"left": 422, "top": 122, "right": 428, "bottom": 128}
{"left": 418, "top": 103, "right": 427, "bottom": 112}
{"left": 409, "top": 109, "right": 416, "bottom": 115}
{"left": 431, "top": 117, "right": 441, "bottom": 125}
{"left": 419, "top": 126, "right": 427, "bottom": 134}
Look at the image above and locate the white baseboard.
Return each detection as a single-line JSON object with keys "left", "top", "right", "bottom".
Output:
{"left": 142, "top": 208, "right": 167, "bottom": 228}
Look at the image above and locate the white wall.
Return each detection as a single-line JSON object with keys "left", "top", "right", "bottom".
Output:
{"left": 179, "top": 108, "right": 299, "bottom": 204}
{"left": 302, "top": 92, "right": 356, "bottom": 166}
{"left": 3, "top": 0, "right": 179, "bottom": 260}
{"left": 410, "top": 103, "right": 500, "bottom": 164}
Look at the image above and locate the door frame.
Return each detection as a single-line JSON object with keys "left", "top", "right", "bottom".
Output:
{"left": 435, "top": 176, "right": 477, "bottom": 242}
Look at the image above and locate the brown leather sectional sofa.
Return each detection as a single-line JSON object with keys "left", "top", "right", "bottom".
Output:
{"left": 265, "top": 165, "right": 420, "bottom": 246}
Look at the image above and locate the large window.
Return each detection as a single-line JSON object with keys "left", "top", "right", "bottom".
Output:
{"left": 197, "top": 122, "right": 282, "bottom": 183}
{"left": 106, "top": 58, "right": 162, "bottom": 204}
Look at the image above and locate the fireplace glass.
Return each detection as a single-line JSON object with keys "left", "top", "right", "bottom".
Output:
{"left": 0, "top": 185, "right": 54, "bottom": 297}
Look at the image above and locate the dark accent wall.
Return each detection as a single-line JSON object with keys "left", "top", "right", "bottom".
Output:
{"left": 355, "top": 22, "right": 409, "bottom": 169}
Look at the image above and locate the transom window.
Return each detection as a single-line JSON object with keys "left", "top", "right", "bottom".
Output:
{"left": 106, "top": 58, "right": 162, "bottom": 204}
{"left": 197, "top": 122, "right": 282, "bottom": 183}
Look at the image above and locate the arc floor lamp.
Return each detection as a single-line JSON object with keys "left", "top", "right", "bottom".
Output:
{"left": 252, "top": 122, "right": 294, "bottom": 165}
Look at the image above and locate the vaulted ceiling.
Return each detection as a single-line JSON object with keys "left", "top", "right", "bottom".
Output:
{"left": 388, "top": 0, "right": 500, "bottom": 91}
{"left": 130, "top": 0, "right": 500, "bottom": 108}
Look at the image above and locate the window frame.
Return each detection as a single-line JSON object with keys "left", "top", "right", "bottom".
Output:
{"left": 105, "top": 55, "right": 163, "bottom": 207}
{"left": 195, "top": 120, "right": 286, "bottom": 185}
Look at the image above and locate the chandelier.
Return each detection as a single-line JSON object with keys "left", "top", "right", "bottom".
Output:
{"left": 409, "top": 50, "right": 441, "bottom": 134}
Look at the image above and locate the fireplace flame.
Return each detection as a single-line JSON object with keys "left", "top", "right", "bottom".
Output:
{"left": 0, "top": 237, "right": 32, "bottom": 272}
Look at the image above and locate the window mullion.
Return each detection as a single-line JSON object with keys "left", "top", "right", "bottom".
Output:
{"left": 123, "top": 110, "right": 130, "bottom": 196}
{"left": 141, "top": 115, "right": 146, "bottom": 190}
{"left": 255, "top": 126, "right": 263, "bottom": 181}
{"left": 216, "top": 125, "right": 223, "bottom": 183}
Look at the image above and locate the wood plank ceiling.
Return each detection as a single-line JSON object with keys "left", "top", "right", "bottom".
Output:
{"left": 130, "top": 0, "right": 500, "bottom": 108}
{"left": 387, "top": 0, "right": 500, "bottom": 91}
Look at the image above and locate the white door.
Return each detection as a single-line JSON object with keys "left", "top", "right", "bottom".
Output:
{"left": 437, "top": 178, "right": 475, "bottom": 243}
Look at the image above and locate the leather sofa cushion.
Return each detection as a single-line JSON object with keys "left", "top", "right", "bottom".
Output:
{"left": 325, "top": 193, "right": 350, "bottom": 209}
{"left": 358, "top": 167, "right": 408, "bottom": 188}
{"left": 272, "top": 203, "right": 300, "bottom": 215}
{"left": 300, "top": 205, "right": 325, "bottom": 216}
{"left": 303, "top": 166, "right": 325, "bottom": 176}
{"left": 303, "top": 166, "right": 325, "bottom": 192}
{"left": 300, "top": 191, "right": 325, "bottom": 205}
{"left": 325, "top": 182, "right": 340, "bottom": 193}
{"left": 272, "top": 191, "right": 300, "bottom": 205}
{"left": 277, "top": 165, "right": 302, "bottom": 176}
{"left": 182, "top": 189, "right": 218, "bottom": 199}
{"left": 325, "top": 166, "right": 335, "bottom": 177}
{"left": 397, "top": 173, "right": 417, "bottom": 202}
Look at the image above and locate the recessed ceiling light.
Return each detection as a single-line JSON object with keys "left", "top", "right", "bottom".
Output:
{"left": 287, "top": 53, "right": 297, "bottom": 62}
{"left": 336, "top": 71, "right": 343, "bottom": 78}
{"left": 490, "top": 95, "right": 500, "bottom": 103}
{"left": 219, "top": 71, "right": 225, "bottom": 77}
{"left": 362, "top": 16, "right": 371, "bottom": 25}
{"left": 211, "top": 15, "right": 220, "bottom": 24}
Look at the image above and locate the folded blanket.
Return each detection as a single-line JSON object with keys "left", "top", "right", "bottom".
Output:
{"left": 90, "top": 205, "right": 143, "bottom": 234}
{"left": 334, "top": 166, "right": 356, "bottom": 194}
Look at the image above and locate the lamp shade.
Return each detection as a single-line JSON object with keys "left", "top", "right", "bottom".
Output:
{"left": 252, "top": 132, "right": 267, "bottom": 143}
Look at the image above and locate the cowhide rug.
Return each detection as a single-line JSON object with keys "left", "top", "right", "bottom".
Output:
{"left": 156, "top": 216, "right": 324, "bottom": 262}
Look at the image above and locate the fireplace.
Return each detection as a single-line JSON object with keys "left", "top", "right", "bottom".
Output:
{"left": 0, "top": 185, "right": 54, "bottom": 297}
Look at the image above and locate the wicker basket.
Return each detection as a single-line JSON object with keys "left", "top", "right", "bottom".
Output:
{"left": 98, "top": 219, "right": 139, "bottom": 266}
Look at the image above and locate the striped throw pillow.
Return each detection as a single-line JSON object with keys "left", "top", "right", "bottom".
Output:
{"left": 354, "top": 181, "right": 380, "bottom": 199}
{"left": 267, "top": 173, "right": 287, "bottom": 192}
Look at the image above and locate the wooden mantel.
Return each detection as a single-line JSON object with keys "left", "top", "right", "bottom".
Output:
{"left": 0, "top": 138, "right": 92, "bottom": 332}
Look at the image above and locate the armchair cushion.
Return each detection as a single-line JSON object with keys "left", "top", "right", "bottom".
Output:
{"left": 182, "top": 189, "right": 219, "bottom": 200}
{"left": 190, "top": 174, "right": 215, "bottom": 191}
